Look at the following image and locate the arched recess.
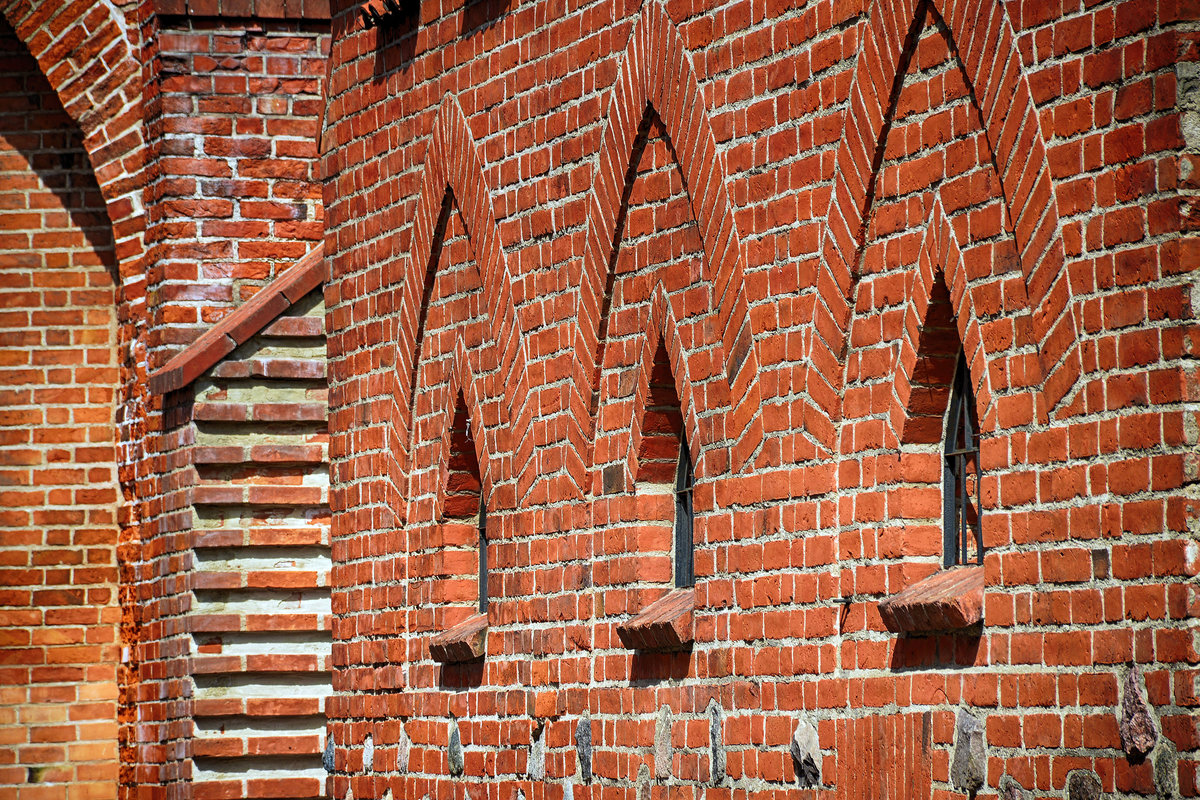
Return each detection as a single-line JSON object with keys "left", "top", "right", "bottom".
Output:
{"left": 886, "top": 199, "right": 1004, "bottom": 445}
{"left": 807, "top": 0, "right": 1083, "bottom": 447}
{"left": 0, "top": 7, "right": 148, "bottom": 797}
{"left": 592, "top": 284, "right": 721, "bottom": 496}
{"left": 391, "top": 95, "right": 527, "bottom": 514}
{"left": 573, "top": 0, "right": 765, "bottom": 475}
{"left": 0, "top": 12, "right": 155, "bottom": 794}
{"left": 413, "top": 338, "right": 507, "bottom": 524}
{"left": 0, "top": 0, "right": 147, "bottom": 280}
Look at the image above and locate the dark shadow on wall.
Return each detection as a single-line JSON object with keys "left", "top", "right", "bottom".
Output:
{"left": 889, "top": 627, "right": 982, "bottom": 672}
{"left": 629, "top": 647, "right": 692, "bottom": 686}
{"left": 460, "top": 0, "right": 512, "bottom": 38}
{"left": 439, "top": 657, "right": 486, "bottom": 690}
{"left": 371, "top": 11, "right": 419, "bottom": 84}
{"left": 368, "top": 0, "right": 515, "bottom": 85}
{"left": 0, "top": 17, "right": 117, "bottom": 283}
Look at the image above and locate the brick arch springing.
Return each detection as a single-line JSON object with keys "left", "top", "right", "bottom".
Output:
{"left": 592, "top": 284, "right": 720, "bottom": 496}
{"left": 0, "top": 0, "right": 146, "bottom": 279}
{"left": 392, "top": 95, "right": 527, "bottom": 510}
{"left": 808, "top": 0, "right": 1083, "bottom": 448}
{"left": 574, "top": 0, "right": 765, "bottom": 475}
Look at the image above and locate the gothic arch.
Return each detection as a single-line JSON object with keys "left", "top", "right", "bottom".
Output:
{"left": 887, "top": 199, "right": 998, "bottom": 444}
{"left": 574, "top": 0, "right": 765, "bottom": 475}
{"left": 592, "top": 284, "right": 722, "bottom": 496}
{"left": 413, "top": 337, "right": 508, "bottom": 522}
{"left": 809, "top": 0, "right": 1082, "bottom": 446}
{"left": 392, "top": 95, "right": 527, "bottom": 509}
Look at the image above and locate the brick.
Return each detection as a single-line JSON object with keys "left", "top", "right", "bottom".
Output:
{"left": 428, "top": 614, "right": 488, "bottom": 663}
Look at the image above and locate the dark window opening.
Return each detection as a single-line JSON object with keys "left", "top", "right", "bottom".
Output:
{"left": 674, "top": 435, "right": 694, "bottom": 588}
{"left": 943, "top": 352, "right": 982, "bottom": 567}
{"left": 478, "top": 494, "right": 488, "bottom": 613}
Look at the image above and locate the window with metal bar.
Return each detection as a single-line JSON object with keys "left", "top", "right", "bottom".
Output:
{"left": 943, "top": 352, "right": 982, "bottom": 567}
{"left": 674, "top": 435, "right": 694, "bottom": 588}
{"left": 478, "top": 494, "right": 488, "bottom": 612}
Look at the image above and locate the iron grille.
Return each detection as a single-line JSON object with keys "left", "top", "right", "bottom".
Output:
{"left": 943, "top": 352, "right": 983, "bottom": 567}
{"left": 674, "top": 437, "right": 695, "bottom": 588}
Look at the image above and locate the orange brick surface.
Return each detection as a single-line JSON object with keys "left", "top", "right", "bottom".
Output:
{"left": 0, "top": 0, "right": 1195, "bottom": 798}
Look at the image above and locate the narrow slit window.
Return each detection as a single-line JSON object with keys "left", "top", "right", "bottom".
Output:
{"left": 943, "top": 352, "right": 982, "bottom": 567}
{"left": 477, "top": 494, "right": 488, "bottom": 613}
{"left": 674, "top": 435, "right": 694, "bottom": 588}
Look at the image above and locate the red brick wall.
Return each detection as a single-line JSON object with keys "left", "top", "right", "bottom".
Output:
{"left": 322, "top": 1, "right": 1197, "bottom": 799}
{"left": 132, "top": 12, "right": 333, "bottom": 793}
{"left": 0, "top": 18, "right": 121, "bottom": 799}
{"left": 150, "top": 15, "right": 329, "bottom": 348}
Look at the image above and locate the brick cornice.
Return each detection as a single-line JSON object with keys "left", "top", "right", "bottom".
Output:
{"left": 149, "top": 244, "right": 326, "bottom": 394}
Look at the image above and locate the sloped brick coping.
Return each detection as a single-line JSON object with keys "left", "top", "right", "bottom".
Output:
{"left": 877, "top": 566, "right": 984, "bottom": 634}
{"left": 616, "top": 589, "right": 695, "bottom": 651}
{"left": 149, "top": 244, "right": 326, "bottom": 394}
{"left": 430, "top": 614, "right": 488, "bottom": 662}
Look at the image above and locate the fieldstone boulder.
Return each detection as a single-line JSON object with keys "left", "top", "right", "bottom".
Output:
{"left": 708, "top": 700, "right": 725, "bottom": 784}
{"left": 576, "top": 716, "right": 593, "bottom": 783}
{"left": 999, "top": 775, "right": 1030, "bottom": 800}
{"left": 398, "top": 724, "right": 411, "bottom": 774}
{"left": 528, "top": 723, "right": 545, "bottom": 780}
{"left": 1066, "top": 769, "right": 1102, "bottom": 800}
{"left": 448, "top": 719, "right": 464, "bottom": 777}
{"left": 654, "top": 706, "right": 671, "bottom": 779}
{"left": 1154, "top": 739, "right": 1178, "bottom": 799}
{"left": 323, "top": 737, "right": 334, "bottom": 773}
{"left": 1119, "top": 664, "right": 1159, "bottom": 757}
{"left": 950, "top": 708, "right": 986, "bottom": 793}
{"left": 789, "top": 718, "right": 820, "bottom": 788}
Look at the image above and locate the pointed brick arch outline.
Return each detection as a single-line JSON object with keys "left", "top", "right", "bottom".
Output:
{"left": 415, "top": 338, "right": 507, "bottom": 522}
{"left": 592, "top": 284, "right": 720, "bottom": 496}
{"left": 810, "top": 0, "right": 1082, "bottom": 448}
{"left": 574, "top": 0, "right": 765, "bottom": 476}
{"left": 888, "top": 199, "right": 999, "bottom": 445}
{"left": 393, "top": 95, "right": 528, "bottom": 512}
{"left": 844, "top": 195, "right": 1048, "bottom": 455}
{"left": 1, "top": 1, "right": 147, "bottom": 278}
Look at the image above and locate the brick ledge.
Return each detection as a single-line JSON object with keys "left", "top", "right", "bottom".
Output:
{"left": 616, "top": 588, "right": 695, "bottom": 651}
{"left": 877, "top": 566, "right": 984, "bottom": 634}
{"left": 149, "top": 244, "right": 325, "bottom": 395}
{"left": 429, "top": 613, "right": 488, "bottom": 663}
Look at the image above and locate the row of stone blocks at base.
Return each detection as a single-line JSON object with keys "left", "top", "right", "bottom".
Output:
{"left": 318, "top": 672, "right": 1176, "bottom": 800}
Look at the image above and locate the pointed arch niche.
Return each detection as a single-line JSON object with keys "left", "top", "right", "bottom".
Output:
{"left": 800, "top": 0, "right": 1084, "bottom": 454}
{"left": 571, "top": 0, "right": 765, "bottom": 480}
{"left": 390, "top": 96, "right": 522, "bottom": 518}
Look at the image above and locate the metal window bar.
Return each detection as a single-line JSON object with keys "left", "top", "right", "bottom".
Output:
{"left": 478, "top": 494, "right": 488, "bottom": 613}
{"left": 943, "top": 352, "right": 983, "bottom": 568}
{"left": 674, "top": 437, "right": 695, "bottom": 588}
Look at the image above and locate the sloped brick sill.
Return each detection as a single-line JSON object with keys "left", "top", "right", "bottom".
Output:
{"left": 877, "top": 566, "right": 984, "bottom": 634}
{"left": 149, "top": 244, "right": 325, "bottom": 395}
{"left": 616, "top": 589, "right": 695, "bottom": 651}
{"left": 430, "top": 613, "right": 488, "bottom": 662}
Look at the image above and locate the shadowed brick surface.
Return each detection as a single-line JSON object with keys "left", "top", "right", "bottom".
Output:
{"left": 0, "top": 18, "right": 120, "bottom": 799}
